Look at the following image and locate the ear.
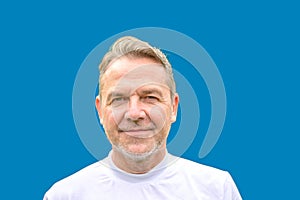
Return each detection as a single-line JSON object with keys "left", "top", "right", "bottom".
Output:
{"left": 95, "top": 95, "right": 103, "bottom": 124}
{"left": 171, "top": 93, "right": 179, "bottom": 123}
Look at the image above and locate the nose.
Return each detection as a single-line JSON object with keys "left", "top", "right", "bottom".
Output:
{"left": 124, "top": 96, "right": 146, "bottom": 122}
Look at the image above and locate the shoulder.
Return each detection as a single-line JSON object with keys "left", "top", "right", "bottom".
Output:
{"left": 57, "top": 161, "right": 105, "bottom": 184}
{"left": 166, "top": 156, "right": 242, "bottom": 199}
{"left": 173, "top": 156, "right": 229, "bottom": 178}
{"left": 44, "top": 161, "right": 110, "bottom": 199}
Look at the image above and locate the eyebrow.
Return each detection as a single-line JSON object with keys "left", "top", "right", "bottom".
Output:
{"left": 105, "top": 86, "right": 165, "bottom": 103}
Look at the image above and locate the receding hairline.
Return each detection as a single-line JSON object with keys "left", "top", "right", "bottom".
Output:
{"left": 103, "top": 53, "right": 164, "bottom": 76}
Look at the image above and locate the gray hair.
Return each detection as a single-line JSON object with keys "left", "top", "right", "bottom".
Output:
{"left": 98, "top": 36, "right": 176, "bottom": 97}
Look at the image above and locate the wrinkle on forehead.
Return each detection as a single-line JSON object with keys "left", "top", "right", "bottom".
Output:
{"left": 101, "top": 57, "right": 169, "bottom": 95}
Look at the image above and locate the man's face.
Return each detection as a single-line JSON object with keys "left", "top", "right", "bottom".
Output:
{"left": 96, "top": 56, "right": 179, "bottom": 159}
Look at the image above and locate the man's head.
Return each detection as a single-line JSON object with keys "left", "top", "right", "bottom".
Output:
{"left": 95, "top": 36, "right": 179, "bottom": 162}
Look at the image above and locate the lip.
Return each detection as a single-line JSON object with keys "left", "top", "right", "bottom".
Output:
{"left": 119, "top": 129, "right": 154, "bottom": 138}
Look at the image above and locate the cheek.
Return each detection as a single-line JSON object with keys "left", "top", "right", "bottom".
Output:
{"left": 102, "top": 109, "right": 121, "bottom": 143}
{"left": 148, "top": 105, "right": 169, "bottom": 128}
{"left": 103, "top": 107, "right": 125, "bottom": 128}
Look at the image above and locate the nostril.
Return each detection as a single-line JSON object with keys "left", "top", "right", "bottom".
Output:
{"left": 125, "top": 109, "right": 146, "bottom": 121}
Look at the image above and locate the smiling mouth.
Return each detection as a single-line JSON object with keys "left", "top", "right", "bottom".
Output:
{"left": 119, "top": 129, "right": 155, "bottom": 138}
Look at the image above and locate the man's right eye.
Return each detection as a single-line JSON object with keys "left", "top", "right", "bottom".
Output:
{"left": 110, "top": 97, "right": 127, "bottom": 106}
{"left": 113, "top": 97, "right": 124, "bottom": 102}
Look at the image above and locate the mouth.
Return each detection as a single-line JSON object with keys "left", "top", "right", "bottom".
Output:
{"left": 118, "top": 129, "right": 155, "bottom": 138}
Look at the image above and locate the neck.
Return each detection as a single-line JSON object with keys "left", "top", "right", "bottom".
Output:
{"left": 111, "top": 147, "right": 166, "bottom": 174}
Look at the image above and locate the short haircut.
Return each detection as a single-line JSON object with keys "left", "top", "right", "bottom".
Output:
{"left": 98, "top": 36, "right": 176, "bottom": 98}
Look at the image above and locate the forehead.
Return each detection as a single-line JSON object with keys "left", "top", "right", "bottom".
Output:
{"left": 101, "top": 57, "right": 169, "bottom": 93}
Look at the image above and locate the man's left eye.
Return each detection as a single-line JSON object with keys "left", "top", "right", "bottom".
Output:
{"left": 147, "top": 96, "right": 157, "bottom": 99}
{"left": 143, "top": 96, "right": 159, "bottom": 102}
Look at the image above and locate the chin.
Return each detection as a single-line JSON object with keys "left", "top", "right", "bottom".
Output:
{"left": 114, "top": 143, "right": 161, "bottom": 162}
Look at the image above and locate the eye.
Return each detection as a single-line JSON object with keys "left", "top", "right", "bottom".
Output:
{"left": 142, "top": 96, "right": 159, "bottom": 103}
{"left": 110, "top": 97, "right": 128, "bottom": 106}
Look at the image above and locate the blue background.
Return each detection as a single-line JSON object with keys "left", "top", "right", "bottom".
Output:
{"left": 1, "top": 0, "right": 299, "bottom": 199}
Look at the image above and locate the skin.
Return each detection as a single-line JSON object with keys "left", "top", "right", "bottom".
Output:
{"left": 95, "top": 56, "right": 179, "bottom": 174}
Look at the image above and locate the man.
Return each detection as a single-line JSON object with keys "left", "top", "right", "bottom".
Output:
{"left": 44, "top": 36, "right": 242, "bottom": 199}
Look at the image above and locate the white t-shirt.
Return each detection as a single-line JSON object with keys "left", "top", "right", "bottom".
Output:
{"left": 44, "top": 153, "right": 242, "bottom": 200}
